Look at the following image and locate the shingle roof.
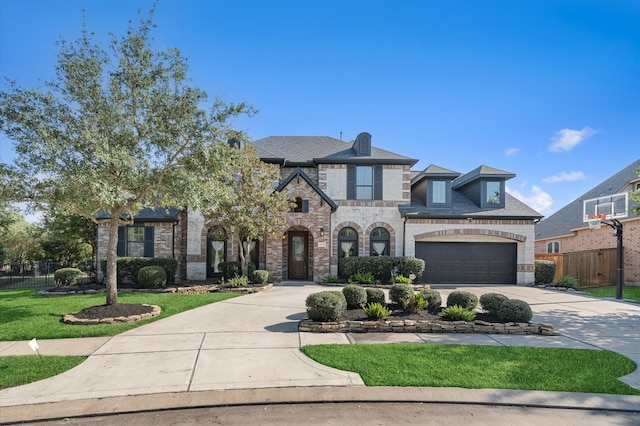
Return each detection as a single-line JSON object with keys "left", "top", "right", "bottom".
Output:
{"left": 400, "top": 192, "right": 542, "bottom": 219}
{"left": 251, "top": 135, "right": 418, "bottom": 166}
{"left": 535, "top": 159, "right": 640, "bottom": 240}
{"left": 411, "top": 164, "right": 461, "bottom": 184}
{"left": 452, "top": 165, "right": 516, "bottom": 189}
{"left": 97, "top": 207, "right": 181, "bottom": 221}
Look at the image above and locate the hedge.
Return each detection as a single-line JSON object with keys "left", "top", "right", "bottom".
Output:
{"left": 101, "top": 257, "right": 178, "bottom": 286}
{"left": 535, "top": 260, "right": 556, "bottom": 284}
{"left": 339, "top": 256, "right": 425, "bottom": 284}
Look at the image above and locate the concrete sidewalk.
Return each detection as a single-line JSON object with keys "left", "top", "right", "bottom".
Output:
{"left": 1, "top": 283, "right": 639, "bottom": 423}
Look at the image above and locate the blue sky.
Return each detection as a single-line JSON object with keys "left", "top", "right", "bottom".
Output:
{"left": 1, "top": 0, "right": 639, "bottom": 220}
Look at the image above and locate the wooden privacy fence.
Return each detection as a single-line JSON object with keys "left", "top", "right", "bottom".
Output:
{"left": 535, "top": 248, "right": 617, "bottom": 288}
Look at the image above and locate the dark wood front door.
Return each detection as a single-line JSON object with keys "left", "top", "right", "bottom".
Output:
{"left": 288, "top": 231, "right": 308, "bottom": 280}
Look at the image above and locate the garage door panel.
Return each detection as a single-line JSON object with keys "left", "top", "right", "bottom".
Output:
{"left": 416, "top": 242, "right": 516, "bottom": 284}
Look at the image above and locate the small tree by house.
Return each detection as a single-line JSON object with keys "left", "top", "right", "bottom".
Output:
{"left": 200, "top": 141, "right": 293, "bottom": 277}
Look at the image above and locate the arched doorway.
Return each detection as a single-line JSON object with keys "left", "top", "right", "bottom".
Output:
{"left": 207, "top": 226, "right": 227, "bottom": 279}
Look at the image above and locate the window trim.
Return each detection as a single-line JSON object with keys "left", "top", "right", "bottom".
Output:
{"left": 427, "top": 179, "right": 451, "bottom": 207}
{"left": 547, "top": 241, "right": 560, "bottom": 254}
{"left": 117, "top": 225, "right": 154, "bottom": 257}
{"left": 347, "top": 164, "right": 383, "bottom": 200}
{"left": 370, "top": 227, "right": 390, "bottom": 256}
{"left": 481, "top": 180, "right": 505, "bottom": 208}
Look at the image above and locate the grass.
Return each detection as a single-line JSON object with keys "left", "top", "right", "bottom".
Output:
{"left": 301, "top": 343, "right": 640, "bottom": 395}
{"left": 0, "top": 355, "right": 87, "bottom": 389}
{"left": 583, "top": 285, "right": 640, "bottom": 303}
{"left": 0, "top": 289, "right": 240, "bottom": 341}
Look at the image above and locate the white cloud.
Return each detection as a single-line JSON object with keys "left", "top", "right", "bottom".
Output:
{"left": 505, "top": 147, "right": 519, "bottom": 157}
{"left": 549, "top": 127, "right": 596, "bottom": 152}
{"left": 542, "top": 171, "right": 587, "bottom": 183}
{"left": 507, "top": 185, "right": 553, "bottom": 214}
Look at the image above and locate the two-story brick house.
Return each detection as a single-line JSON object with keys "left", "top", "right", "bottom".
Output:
{"left": 96, "top": 132, "right": 542, "bottom": 285}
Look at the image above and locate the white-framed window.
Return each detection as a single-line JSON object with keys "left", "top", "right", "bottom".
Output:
{"left": 547, "top": 241, "right": 560, "bottom": 254}
{"left": 356, "top": 166, "right": 373, "bottom": 200}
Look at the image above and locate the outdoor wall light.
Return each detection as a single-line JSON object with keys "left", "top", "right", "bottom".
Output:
{"left": 319, "top": 227, "right": 324, "bottom": 237}
{"left": 282, "top": 233, "right": 287, "bottom": 240}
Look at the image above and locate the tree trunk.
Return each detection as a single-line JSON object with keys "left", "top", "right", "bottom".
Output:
{"left": 239, "top": 235, "right": 249, "bottom": 277}
{"left": 105, "top": 215, "right": 120, "bottom": 305}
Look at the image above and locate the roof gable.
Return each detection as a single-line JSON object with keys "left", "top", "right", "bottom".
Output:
{"left": 452, "top": 165, "right": 515, "bottom": 189}
{"left": 276, "top": 168, "right": 338, "bottom": 211}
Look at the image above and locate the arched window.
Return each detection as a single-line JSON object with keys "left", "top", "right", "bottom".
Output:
{"left": 207, "top": 226, "right": 227, "bottom": 278}
{"left": 547, "top": 241, "right": 560, "bottom": 254}
{"left": 370, "top": 227, "right": 390, "bottom": 256}
{"left": 338, "top": 227, "right": 358, "bottom": 260}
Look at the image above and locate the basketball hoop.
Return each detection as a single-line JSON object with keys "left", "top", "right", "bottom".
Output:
{"left": 586, "top": 214, "right": 606, "bottom": 230}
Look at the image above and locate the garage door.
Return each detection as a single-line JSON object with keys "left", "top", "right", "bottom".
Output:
{"left": 415, "top": 242, "right": 516, "bottom": 284}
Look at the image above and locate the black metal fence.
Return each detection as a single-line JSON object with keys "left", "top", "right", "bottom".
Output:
{"left": 0, "top": 261, "right": 95, "bottom": 290}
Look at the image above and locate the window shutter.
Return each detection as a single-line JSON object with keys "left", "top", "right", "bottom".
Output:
{"left": 374, "top": 165, "right": 383, "bottom": 200}
{"left": 302, "top": 199, "right": 309, "bottom": 213}
{"left": 117, "top": 226, "right": 125, "bottom": 257}
{"left": 144, "top": 226, "right": 154, "bottom": 257}
{"left": 346, "top": 165, "right": 355, "bottom": 199}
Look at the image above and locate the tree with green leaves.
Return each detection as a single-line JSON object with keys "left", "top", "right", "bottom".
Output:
{"left": 0, "top": 6, "right": 253, "bottom": 304}
{"left": 1, "top": 213, "right": 44, "bottom": 264}
{"left": 41, "top": 209, "right": 95, "bottom": 267}
{"left": 201, "top": 141, "right": 293, "bottom": 277}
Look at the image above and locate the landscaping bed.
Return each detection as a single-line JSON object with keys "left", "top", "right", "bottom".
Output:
{"left": 300, "top": 306, "right": 557, "bottom": 335}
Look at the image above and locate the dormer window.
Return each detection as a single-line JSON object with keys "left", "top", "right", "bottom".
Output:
{"left": 426, "top": 180, "right": 451, "bottom": 207}
{"left": 482, "top": 180, "right": 505, "bottom": 208}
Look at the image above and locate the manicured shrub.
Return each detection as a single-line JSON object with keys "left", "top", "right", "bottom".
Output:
{"left": 252, "top": 270, "right": 270, "bottom": 284}
{"left": 137, "top": 266, "right": 166, "bottom": 288}
{"left": 394, "top": 275, "right": 412, "bottom": 284}
{"left": 556, "top": 275, "right": 578, "bottom": 289}
{"left": 439, "top": 305, "right": 476, "bottom": 321}
{"left": 350, "top": 271, "right": 374, "bottom": 284}
{"left": 479, "top": 292, "right": 509, "bottom": 314}
{"left": 497, "top": 299, "right": 533, "bottom": 323}
{"left": 339, "top": 256, "right": 425, "bottom": 284}
{"left": 101, "top": 257, "right": 178, "bottom": 286}
{"left": 54, "top": 268, "right": 84, "bottom": 287}
{"left": 420, "top": 289, "right": 442, "bottom": 310}
{"left": 342, "top": 284, "right": 368, "bottom": 309}
{"left": 446, "top": 290, "right": 478, "bottom": 310}
{"left": 366, "top": 287, "right": 386, "bottom": 305}
{"left": 389, "top": 283, "right": 414, "bottom": 309}
{"left": 535, "top": 260, "right": 556, "bottom": 284}
{"left": 363, "top": 302, "right": 392, "bottom": 319}
{"left": 306, "top": 291, "right": 347, "bottom": 322}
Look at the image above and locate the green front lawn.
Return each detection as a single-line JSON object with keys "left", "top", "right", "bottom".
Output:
{"left": 583, "top": 286, "right": 640, "bottom": 303}
{"left": 0, "top": 289, "right": 240, "bottom": 341}
{"left": 302, "top": 344, "right": 640, "bottom": 395}
{"left": 0, "top": 355, "right": 87, "bottom": 389}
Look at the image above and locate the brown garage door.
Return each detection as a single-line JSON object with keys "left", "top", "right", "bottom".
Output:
{"left": 415, "top": 242, "right": 517, "bottom": 284}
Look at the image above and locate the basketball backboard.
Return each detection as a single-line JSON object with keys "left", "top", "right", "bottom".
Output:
{"left": 583, "top": 192, "right": 628, "bottom": 222}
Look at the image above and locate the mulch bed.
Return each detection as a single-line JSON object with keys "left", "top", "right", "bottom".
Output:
{"left": 72, "top": 303, "right": 155, "bottom": 320}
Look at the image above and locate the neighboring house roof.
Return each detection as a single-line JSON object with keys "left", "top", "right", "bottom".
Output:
{"left": 535, "top": 159, "right": 640, "bottom": 240}
{"left": 452, "top": 165, "right": 516, "bottom": 189}
{"left": 276, "top": 168, "right": 338, "bottom": 211}
{"left": 252, "top": 135, "right": 418, "bottom": 166}
{"left": 97, "top": 207, "right": 181, "bottom": 222}
{"left": 400, "top": 192, "right": 542, "bottom": 219}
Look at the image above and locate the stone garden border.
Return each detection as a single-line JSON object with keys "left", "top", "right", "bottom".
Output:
{"left": 39, "top": 283, "right": 273, "bottom": 296}
{"left": 61, "top": 304, "right": 162, "bottom": 325}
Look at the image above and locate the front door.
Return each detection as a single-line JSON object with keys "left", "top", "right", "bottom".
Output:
{"left": 288, "top": 231, "right": 308, "bottom": 280}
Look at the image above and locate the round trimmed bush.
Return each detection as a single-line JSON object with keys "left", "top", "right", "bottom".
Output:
{"left": 535, "top": 260, "right": 556, "bottom": 284}
{"left": 497, "top": 299, "right": 533, "bottom": 323}
{"left": 252, "top": 270, "right": 270, "bottom": 284}
{"left": 389, "top": 283, "right": 414, "bottom": 309}
{"left": 342, "top": 284, "right": 367, "bottom": 309}
{"left": 420, "top": 289, "right": 442, "bottom": 310}
{"left": 54, "top": 268, "right": 83, "bottom": 287}
{"left": 479, "top": 292, "right": 509, "bottom": 314}
{"left": 306, "top": 291, "right": 347, "bottom": 322}
{"left": 446, "top": 290, "right": 478, "bottom": 310}
{"left": 137, "top": 266, "right": 167, "bottom": 288}
{"left": 366, "top": 287, "right": 386, "bottom": 305}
